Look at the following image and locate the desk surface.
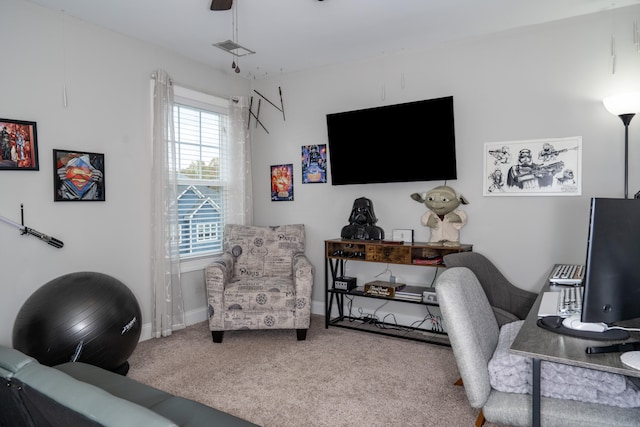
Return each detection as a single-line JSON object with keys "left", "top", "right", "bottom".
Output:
{"left": 510, "top": 282, "right": 640, "bottom": 379}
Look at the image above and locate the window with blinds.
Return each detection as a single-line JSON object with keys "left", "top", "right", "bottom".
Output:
{"left": 173, "top": 94, "right": 229, "bottom": 260}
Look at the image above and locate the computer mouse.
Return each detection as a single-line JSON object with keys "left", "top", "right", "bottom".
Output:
{"left": 562, "top": 314, "right": 608, "bottom": 332}
{"left": 543, "top": 316, "right": 564, "bottom": 328}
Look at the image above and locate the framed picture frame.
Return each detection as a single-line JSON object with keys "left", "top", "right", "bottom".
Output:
{"left": 271, "top": 163, "right": 294, "bottom": 201}
{"left": 0, "top": 118, "right": 39, "bottom": 170}
{"left": 483, "top": 136, "right": 582, "bottom": 196}
{"left": 392, "top": 229, "right": 414, "bottom": 243}
{"left": 301, "top": 144, "right": 327, "bottom": 183}
{"left": 53, "top": 149, "right": 106, "bottom": 201}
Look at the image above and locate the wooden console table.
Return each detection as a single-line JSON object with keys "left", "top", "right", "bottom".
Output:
{"left": 324, "top": 238, "right": 472, "bottom": 345}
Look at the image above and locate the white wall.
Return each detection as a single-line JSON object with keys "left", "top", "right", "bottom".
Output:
{"left": 2, "top": 0, "right": 640, "bottom": 346}
{"left": 249, "top": 6, "right": 640, "bottom": 320}
{"left": 0, "top": 0, "right": 249, "bottom": 346}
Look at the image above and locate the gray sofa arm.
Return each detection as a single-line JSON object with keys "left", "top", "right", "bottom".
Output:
{"left": 1, "top": 345, "right": 258, "bottom": 427}
{"left": 0, "top": 346, "right": 177, "bottom": 427}
{"left": 56, "top": 361, "right": 257, "bottom": 427}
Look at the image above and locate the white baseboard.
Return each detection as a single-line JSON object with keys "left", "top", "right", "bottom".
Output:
{"left": 139, "top": 299, "right": 436, "bottom": 341}
{"left": 139, "top": 301, "right": 325, "bottom": 342}
{"left": 139, "top": 307, "right": 208, "bottom": 342}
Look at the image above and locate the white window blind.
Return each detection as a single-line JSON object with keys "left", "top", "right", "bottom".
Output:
{"left": 173, "top": 88, "right": 229, "bottom": 262}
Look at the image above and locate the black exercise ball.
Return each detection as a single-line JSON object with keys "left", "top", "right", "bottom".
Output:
{"left": 13, "top": 272, "right": 142, "bottom": 373}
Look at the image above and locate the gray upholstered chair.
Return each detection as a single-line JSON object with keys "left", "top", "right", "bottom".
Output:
{"left": 204, "top": 224, "right": 314, "bottom": 343}
{"left": 435, "top": 267, "right": 640, "bottom": 427}
{"left": 442, "top": 252, "right": 537, "bottom": 326}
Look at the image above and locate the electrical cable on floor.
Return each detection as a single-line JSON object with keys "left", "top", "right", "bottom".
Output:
{"left": 377, "top": 313, "right": 400, "bottom": 330}
{"left": 337, "top": 266, "right": 445, "bottom": 336}
{"left": 345, "top": 295, "right": 357, "bottom": 322}
{"left": 371, "top": 299, "right": 389, "bottom": 319}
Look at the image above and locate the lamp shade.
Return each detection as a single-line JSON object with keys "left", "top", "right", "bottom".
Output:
{"left": 603, "top": 91, "right": 640, "bottom": 116}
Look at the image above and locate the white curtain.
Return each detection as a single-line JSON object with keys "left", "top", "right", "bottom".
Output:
{"left": 150, "top": 69, "right": 185, "bottom": 338}
{"left": 227, "top": 96, "right": 253, "bottom": 225}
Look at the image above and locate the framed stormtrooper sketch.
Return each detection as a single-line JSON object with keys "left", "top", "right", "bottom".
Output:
{"left": 483, "top": 136, "right": 582, "bottom": 196}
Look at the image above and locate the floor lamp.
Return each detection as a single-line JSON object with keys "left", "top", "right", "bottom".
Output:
{"left": 603, "top": 92, "right": 640, "bottom": 199}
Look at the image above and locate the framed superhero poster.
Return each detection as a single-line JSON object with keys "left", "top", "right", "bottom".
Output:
{"left": 483, "top": 136, "right": 582, "bottom": 196}
{"left": 0, "top": 118, "right": 39, "bottom": 170}
{"left": 53, "top": 149, "right": 105, "bottom": 201}
{"left": 271, "top": 163, "right": 294, "bottom": 201}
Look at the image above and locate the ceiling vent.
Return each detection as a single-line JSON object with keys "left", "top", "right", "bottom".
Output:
{"left": 213, "top": 40, "right": 255, "bottom": 57}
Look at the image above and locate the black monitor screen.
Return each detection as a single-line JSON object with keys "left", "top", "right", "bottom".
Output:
{"left": 581, "top": 198, "right": 640, "bottom": 324}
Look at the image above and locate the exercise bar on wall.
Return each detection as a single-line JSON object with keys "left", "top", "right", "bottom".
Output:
{"left": 0, "top": 205, "right": 64, "bottom": 248}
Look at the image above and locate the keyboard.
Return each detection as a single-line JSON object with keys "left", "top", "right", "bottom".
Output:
{"left": 549, "top": 263, "right": 585, "bottom": 285}
{"left": 537, "top": 286, "right": 584, "bottom": 318}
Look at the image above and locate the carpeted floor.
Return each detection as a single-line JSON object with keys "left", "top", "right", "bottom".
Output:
{"left": 127, "top": 315, "right": 503, "bottom": 427}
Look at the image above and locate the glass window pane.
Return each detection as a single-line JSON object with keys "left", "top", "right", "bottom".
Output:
{"left": 173, "top": 100, "right": 228, "bottom": 259}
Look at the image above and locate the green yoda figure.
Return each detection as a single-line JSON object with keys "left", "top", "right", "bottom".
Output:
{"left": 410, "top": 185, "right": 469, "bottom": 246}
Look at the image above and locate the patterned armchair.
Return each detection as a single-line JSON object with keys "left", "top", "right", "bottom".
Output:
{"left": 205, "top": 224, "right": 314, "bottom": 343}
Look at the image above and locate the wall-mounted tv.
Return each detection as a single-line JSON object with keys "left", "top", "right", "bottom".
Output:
{"left": 326, "top": 96, "right": 457, "bottom": 186}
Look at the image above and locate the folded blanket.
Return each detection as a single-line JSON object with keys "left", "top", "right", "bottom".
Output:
{"left": 488, "top": 320, "right": 640, "bottom": 408}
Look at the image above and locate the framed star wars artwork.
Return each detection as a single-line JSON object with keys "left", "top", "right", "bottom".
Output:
{"left": 53, "top": 149, "right": 105, "bottom": 201}
{"left": 483, "top": 136, "right": 582, "bottom": 196}
{"left": 271, "top": 163, "right": 294, "bottom": 201}
{"left": 301, "top": 144, "right": 327, "bottom": 183}
{"left": 0, "top": 118, "right": 39, "bottom": 171}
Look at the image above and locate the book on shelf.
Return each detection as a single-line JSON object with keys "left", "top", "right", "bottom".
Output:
{"left": 394, "top": 285, "right": 426, "bottom": 301}
{"left": 394, "top": 294, "right": 423, "bottom": 302}
{"left": 395, "top": 285, "right": 426, "bottom": 296}
{"left": 364, "top": 280, "right": 406, "bottom": 298}
{"left": 412, "top": 256, "right": 443, "bottom": 265}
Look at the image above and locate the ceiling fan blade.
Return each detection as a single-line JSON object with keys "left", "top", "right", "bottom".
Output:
{"left": 210, "top": 0, "right": 233, "bottom": 11}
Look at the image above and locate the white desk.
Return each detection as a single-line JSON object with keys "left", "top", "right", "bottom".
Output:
{"left": 510, "top": 281, "right": 640, "bottom": 427}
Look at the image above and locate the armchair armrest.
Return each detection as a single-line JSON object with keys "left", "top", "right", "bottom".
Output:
{"left": 205, "top": 252, "right": 234, "bottom": 291}
{"left": 293, "top": 254, "right": 314, "bottom": 292}
{"left": 205, "top": 253, "right": 234, "bottom": 330}
{"left": 292, "top": 254, "right": 314, "bottom": 329}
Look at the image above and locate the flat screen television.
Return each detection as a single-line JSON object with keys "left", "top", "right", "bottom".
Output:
{"left": 581, "top": 197, "right": 640, "bottom": 325}
{"left": 326, "top": 96, "right": 457, "bottom": 185}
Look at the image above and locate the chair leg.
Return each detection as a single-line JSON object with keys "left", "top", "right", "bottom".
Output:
{"left": 296, "top": 328, "right": 307, "bottom": 341}
{"left": 211, "top": 331, "right": 224, "bottom": 343}
{"left": 454, "top": 377, "right": 463, "bottom": 386}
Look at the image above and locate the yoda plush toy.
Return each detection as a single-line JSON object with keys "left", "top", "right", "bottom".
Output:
{"left": 410, "top": 185, "right": 469, "bottom": 246}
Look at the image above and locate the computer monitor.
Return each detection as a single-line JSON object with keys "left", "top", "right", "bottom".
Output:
{"left": 581, "top": 197, "right": 640, "bottom": 325}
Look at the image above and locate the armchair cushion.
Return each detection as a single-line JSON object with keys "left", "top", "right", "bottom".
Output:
{"left": 226, "top": 224, "right": 305, "bottom": 278}
{"left": 225, "top": 277, "right": 295, "bottom": 312}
